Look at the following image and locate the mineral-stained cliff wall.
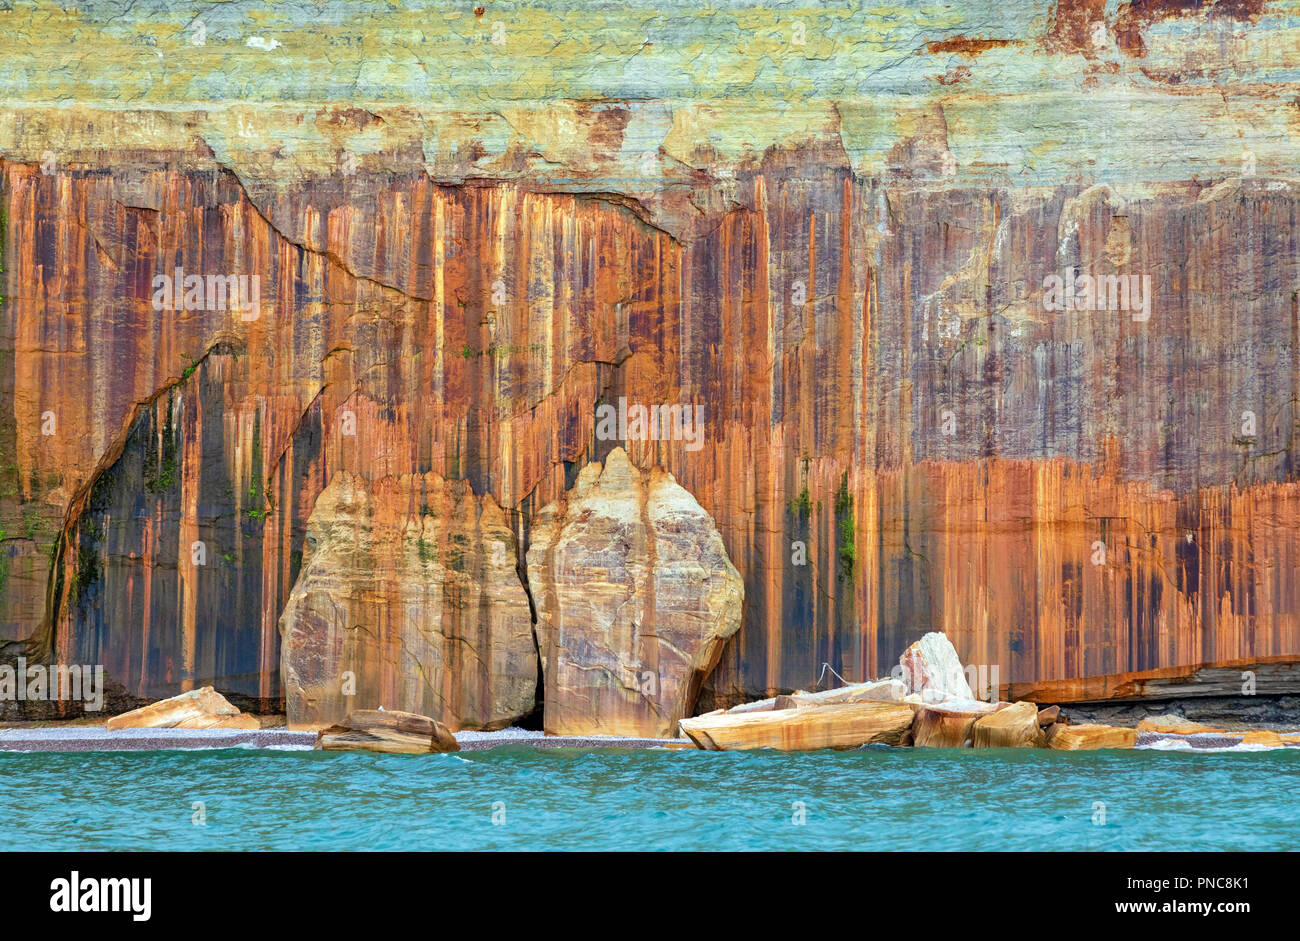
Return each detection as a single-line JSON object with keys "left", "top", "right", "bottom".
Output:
{"left": 1, "top": 0, "right": 1299, "bottom": 721}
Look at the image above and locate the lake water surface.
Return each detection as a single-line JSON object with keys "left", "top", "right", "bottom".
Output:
{"left": 2, "top": 745, "right": 1295, "bottom": 851}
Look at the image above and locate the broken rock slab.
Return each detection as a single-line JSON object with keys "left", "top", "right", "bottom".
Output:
{"left": 786, "top": 679, "right": 907, "bottom": 708}
{"left": 527, "top": 448, "right": 743, "bottom": 738}
{"left": 726, "top": 697, "right": 779, "bottom": 714}
{"left": 679, "top": 701, "right": 915, "bottom": 751}
{"left": 105, "top": 686, "right": 259, "bottom": 730}
{"left": 972, "top": 701, "right": 1045, "bottom": 748}
{"left": 911, "top": 700, "right": 1002, "bottom": 748}
{"left": 316, "top": 709, "right": 460, "bottom": 754}
{"left": 898, "top": 632, "right": 975, "bottom": 703}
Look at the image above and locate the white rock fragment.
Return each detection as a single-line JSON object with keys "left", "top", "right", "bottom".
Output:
{"left": 789, "top": 678, "right": 907, "bottom": 706}
{"left": 897, "top": 632, "right": 974, "bottom": 703}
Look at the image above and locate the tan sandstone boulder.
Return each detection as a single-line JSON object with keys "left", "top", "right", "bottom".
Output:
{"left": 972, "top": 701, "right": 1045, "bottom": 748}
{"left": 679, "top": 701, "right": 915, "bottom": 751}
{"left": 527, "top": 448, "right": 743, "bottom": 738}
{"left": 280, "top": 472, "right": 537, "bottom": 731}
{"left": 1047, "top": 723, "right": 1138, "bottom": 750}
{"left": 317, "top": 709, "right": 459, "bottom": 754}
{"left": 106, "top": 686, "right": 258, "bottom": 730}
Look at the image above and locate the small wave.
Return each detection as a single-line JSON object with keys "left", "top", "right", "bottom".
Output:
{"left": 1138, "top": 738, "right": 1285, "bottom": 753}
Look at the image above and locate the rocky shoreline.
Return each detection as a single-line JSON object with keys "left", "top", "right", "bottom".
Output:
{"left": 0, "top": 726, "right": 696, "bottom": 753}
{"left": 680, "top": 633, "right": 1300, "bottom": 753}
{"left": 1, "top": 724, "right": 1295, "bottom": 755}
{"left": 4, "top": 634, "right": 1298, "bottom": 755}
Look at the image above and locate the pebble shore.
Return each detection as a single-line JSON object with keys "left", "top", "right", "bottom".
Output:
{"left": 0, "top": 726, "right": 690, "bottom": 753}
{"left": 1, "top": 725, "right": 1291, "bottom": 753}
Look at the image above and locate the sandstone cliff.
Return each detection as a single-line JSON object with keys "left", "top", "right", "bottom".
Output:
{"left": 0, "top": 0, "right": 1298, "bottom": 720}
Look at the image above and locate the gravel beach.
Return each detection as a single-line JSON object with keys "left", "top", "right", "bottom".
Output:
{"left": 0, "top": 725, "right": 691, "bottom": 753}
{"left": 1, "top": 725, "right": 1292, "bottom": 754}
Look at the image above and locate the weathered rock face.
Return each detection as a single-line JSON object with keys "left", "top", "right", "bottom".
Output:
{"left": 2, "top": 1, "right": 1300, "bottom": 718}
{"left": 279, "top": 472, "right": 536, "bottom": 731}
{"left": 7, "top": 162, "right": 1300, "bottom": 715}
{"left": 527, "top": 448, "right": 743, "bottom": 737}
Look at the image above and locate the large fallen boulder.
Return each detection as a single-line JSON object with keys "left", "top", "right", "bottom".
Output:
{"left": 105, "top": 686, "right": 258, "bottom": 730}
{"left": 316, "top": 709, "right": 459, "bottom": 754}
{"left": 679, "top": 701, "right": 915, "bottom": 751}
{"left": 280, "top": 472, "right": 537, "bottom": 731}
{"left": 1047, "top": 723, "right": 1137, "bottom": 750}
{"left": 897, "top": 632, "right": 975, "bottom": 703}
{"left": 527, "top": 448, "right": 743, "bottom": 738}
{"left": 972, "top": 701, "right": 1045, "bottom": 748}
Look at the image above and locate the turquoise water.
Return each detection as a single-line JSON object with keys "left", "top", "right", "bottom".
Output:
{"left": 1, "top": 745, "right": 1296, "bottom": 851}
